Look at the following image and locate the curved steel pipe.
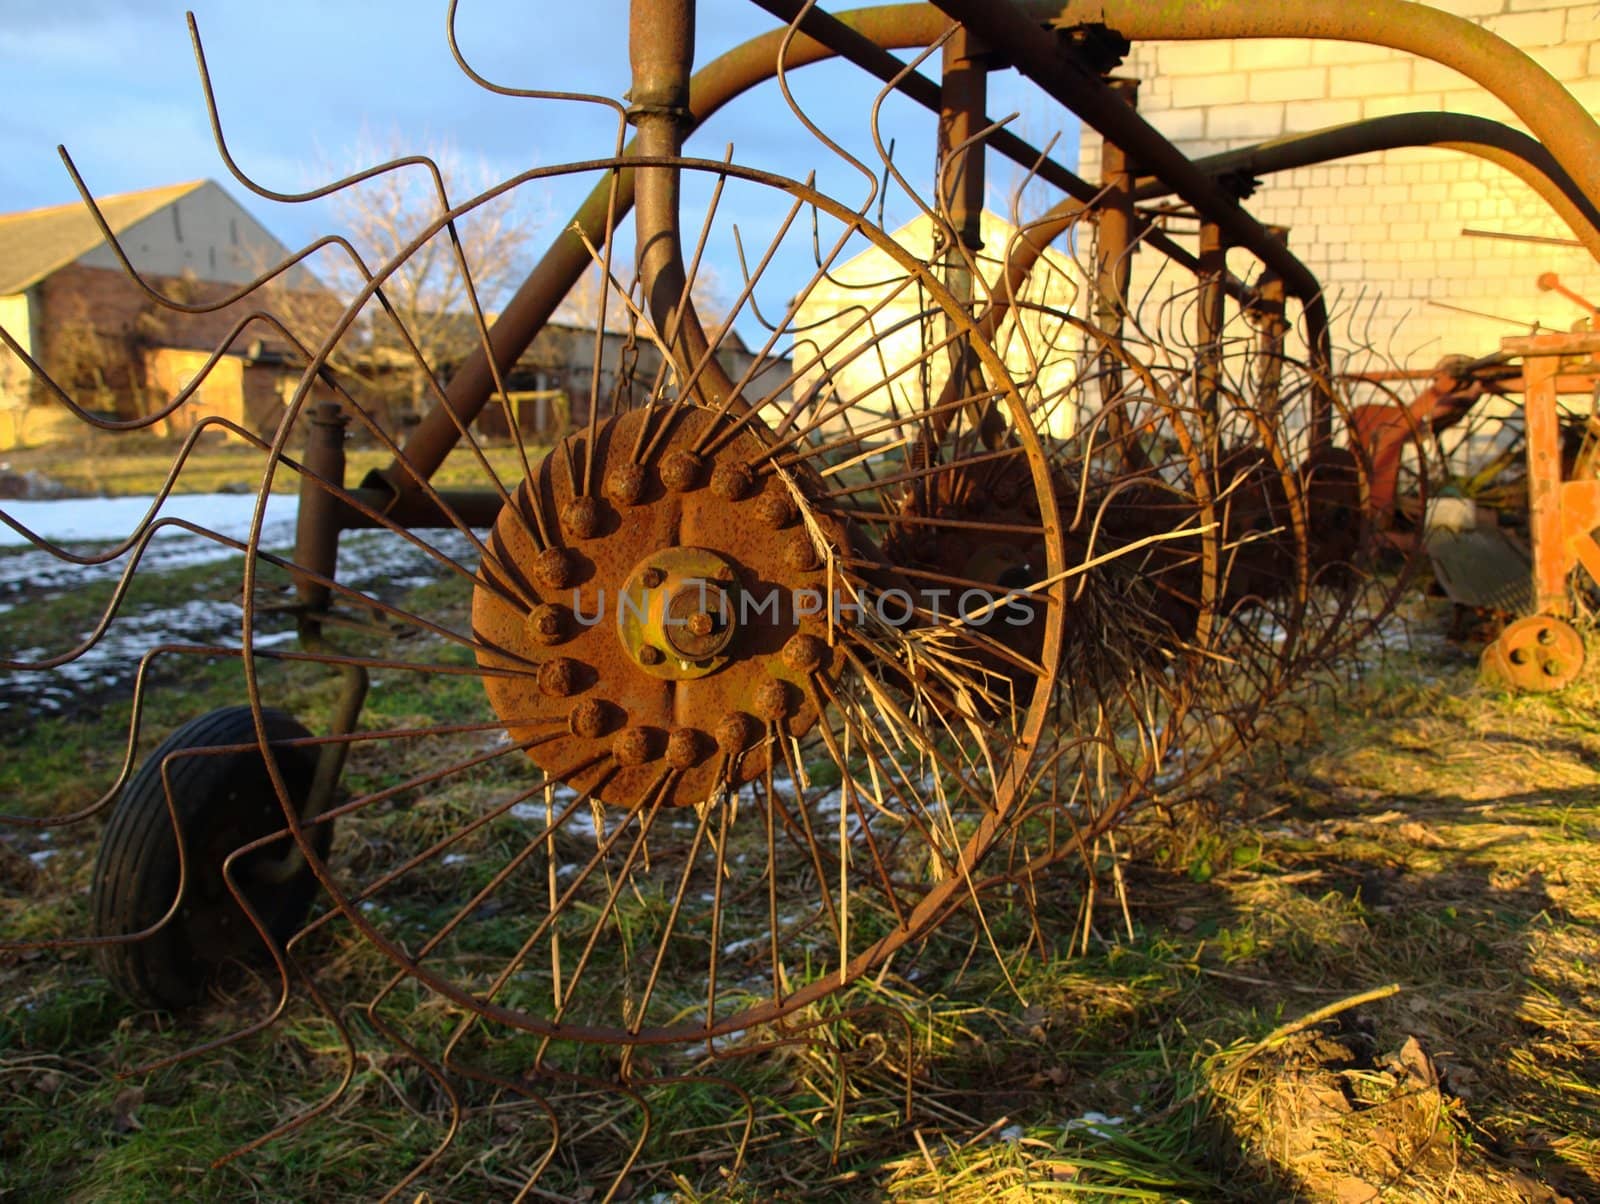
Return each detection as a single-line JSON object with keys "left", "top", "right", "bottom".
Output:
{"left": 1130, "top": 113, "right": 1600, "bottom": 260}
{"left": 1039, "top": 0, "right": 1600, "bottom": 240}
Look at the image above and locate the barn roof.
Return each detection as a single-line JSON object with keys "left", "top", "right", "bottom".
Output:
{"left": 0, "top": 180, "right": 207, "bottom": 296}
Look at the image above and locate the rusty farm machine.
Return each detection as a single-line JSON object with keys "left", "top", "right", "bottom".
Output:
{"left": 3, "top": 0, "right": 1600, "bottom": 1192}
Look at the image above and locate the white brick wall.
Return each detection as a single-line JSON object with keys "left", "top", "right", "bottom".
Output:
{"left": 1077, "top": 0, "right": 1600, "bottom": 366}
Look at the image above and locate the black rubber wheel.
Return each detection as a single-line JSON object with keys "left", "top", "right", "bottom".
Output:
{"left": 91, "top": 706, "right": 330, "bottom": 1009}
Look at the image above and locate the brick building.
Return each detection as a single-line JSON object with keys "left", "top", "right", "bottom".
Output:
{"left": 0, "top": 180, "right": 328, "bottom": 449}
{"left": 1073, "top": 0, "right": 1600, "bottom": 369}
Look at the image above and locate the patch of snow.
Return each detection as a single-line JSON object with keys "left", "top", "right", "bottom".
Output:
{"left": 1063, "top": 1111, "right": 1125, "bottom": 1140}
{"left": 0, "top": 492, "right": 299, "bottom": 550}
{"left": 0, "top": 495, "right": 485, "bottom": 718}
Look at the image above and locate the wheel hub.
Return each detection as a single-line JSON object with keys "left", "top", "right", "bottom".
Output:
{"left": 472, "top": 405, "right": 850, "bottom": 808}
{"left": 1481, "top": 613, "right": 1586, "bottom": 692}
{"left": 619, "top": 545, "right": 740, "bottom": 676}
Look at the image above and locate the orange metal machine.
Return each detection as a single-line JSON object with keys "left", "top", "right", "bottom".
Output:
{"left": 1479, "top": 329, "right": 1600, "bottom": 690}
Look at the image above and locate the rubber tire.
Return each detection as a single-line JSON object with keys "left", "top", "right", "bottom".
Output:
{"left": 91, "top": 706, "right": 330, "bottom": 1010}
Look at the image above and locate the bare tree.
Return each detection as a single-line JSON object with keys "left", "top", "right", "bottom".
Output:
{"left": 274, "top": 134, "right": 541, "bottom": 430}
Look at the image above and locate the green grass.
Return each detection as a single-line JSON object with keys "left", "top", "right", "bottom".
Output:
{"left": 4, "top": 580, "right": 1600, "bottom": 1200}
{"left": 3, "top": 429, "right": 542, "bottom": 498}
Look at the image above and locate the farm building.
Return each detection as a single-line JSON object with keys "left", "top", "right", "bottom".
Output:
{"left": 0, "top": 179, "right": 330, "bottom": 449}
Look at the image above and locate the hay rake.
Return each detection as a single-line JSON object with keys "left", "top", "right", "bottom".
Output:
{"left": 5, "top": 0, "right": 1600, "bottom": 1195}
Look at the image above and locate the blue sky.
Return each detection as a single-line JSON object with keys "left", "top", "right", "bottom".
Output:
{"left": 1, "top": 1, "right": 1078, "bottom": 327}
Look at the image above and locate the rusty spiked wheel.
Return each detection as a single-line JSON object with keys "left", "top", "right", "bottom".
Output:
{"left": 236, "top": 158, "right": 1067, "bottom": 1053}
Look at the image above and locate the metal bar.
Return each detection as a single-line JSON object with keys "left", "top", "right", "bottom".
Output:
{"left": 1465, "top": 228, "right": 1583, "bottom": 249}
{"left": 629, "top": 0, "right": 737, "bottom": 410}
{"left": 394, "top": 0, "right": 1553, "bottom": 501}
{"left": 746, "top": 0, "right": 1218, "bottom": 284}
{"left": 1251, "top": 228, "right": 1288, "bottom": 418}
{"left": 380, "top": 1, "right": 1222, "bottom": 505}
{"left": 1196, "top": 218, "right": 1226, "bottom": 438}
{"left": 936, "top": 26, "right": 992, "bottom": 447}
{"left": 938, "top": 28, "right": 987, "bottom": 256}
{"left": 293, "top": 401, "right": 347, "bottom": 619}
{"left": 1094, "top": 79, "right": 1136, "bottom": 415}
{"left": 1520, "top": 344, "right": 1566, "bottom": 615}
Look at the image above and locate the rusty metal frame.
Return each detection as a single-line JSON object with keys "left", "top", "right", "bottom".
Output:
{"left": 372, "top": 0, "right": 1600, "bottom": 527}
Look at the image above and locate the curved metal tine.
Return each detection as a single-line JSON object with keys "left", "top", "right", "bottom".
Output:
{"left": 803, "top": 672, "right": 955, "bottom": 859}
{"left": 793, "top": 681, "right": 916, "bottom": 938}
{"left": 584, "top": 1084, "right": 653, "bottom": 1204}
{"left": 621, "top": 1075, "right": 756, "bottom": 1188}
{"left": 273, "top": 771, "right": 622, "bottom": 1057}
{"left": 53, "top": 149, "right": 367, "bottom": 320}
{"left": 807, "top": 199, "right": 921, "bottom": 295}
{"left": 207, "top": 950, "right": 360, "bottom": 1170}
{"left": 0, "top": 644, "right": 224, "bottom": 829}
{"left": 828, "top": 643, "right": 1021, "bottom": 802}
{"left": 441, "top": 1065, "right": 562, "bottom": 1204}
{"left": 290, "top": 767, "right": 595, "bottom": 966}
{"left": 1, "top": 735, "right": 229, "bottom": 958}
{"left": 749, "top": 749, "right": 791, "bottom": 1011}
{"left": 774, "top": 1, "right": 880, "bottom": 214}
{"left": 255, "top": 316, "right": 536, "bottom": 592}
{"left": 647, "top": 168, "right": 814, "bottom": 456}
{"left": 446, "top": 0, "right": 634, "bottom": 497}
{"left": 2, "top": 311, "right": 287, "bottom": 438}
{"left": 185, "top": 20, "right": 542, "bottom": 548}
{"left": 866, "top": 27, "right": 969, "bottom": 237}
{"left": 229, "top": 528, "right": 547, "bottom": 670}
{"left": 582, "top": 168, "right": 632, "bottom": 495}
{"left": 541, "top": 777, "right": 677, "bottom": 1028}
{"left": 647, "top": 175, "right": 846, "bottom": 458}
{"left": 624, "top": 789, "right": 725, "bottom": 1037}
{"left": 757, "top": 305, "right": 972, "bottom": 460}
{"left": 357, "top": 1006, "right": 464, "bottom": 1204}
{"left": 728, "top": 224, "right": 812, "bottom": 336}
{"left": 689, "top": 172, "right": 924, "bottom": 455}
{"left": 0, "top": 516, "right": 296, "bottom": 674}
{"left": 369, "top": 768, "right": 661, "bottom": 1033}
{"left": 65, "top": 147, "right": 548, "bottom": 554}
{"left": 768, "top": 387, "right": 998, "bottom": 471}
{"left": 266, "top": 427, "right": 535, "bottom": 615}
{"left": 769, "top": 727, "right": 844, "bottom": 939}
{"left": 2, "top": 346, "right": 527, "bottom": 617}
{"left": 811, "top": 381, "right": 896, "bottom": 490}
{"left": 443, "top": 0, "right": 625, "bottom": 116}
{"left": 113, "top": 845, "right": 350, "bottom": 1089}
{"left": 711, "top": 276, "right": 936, "bottom": 461}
